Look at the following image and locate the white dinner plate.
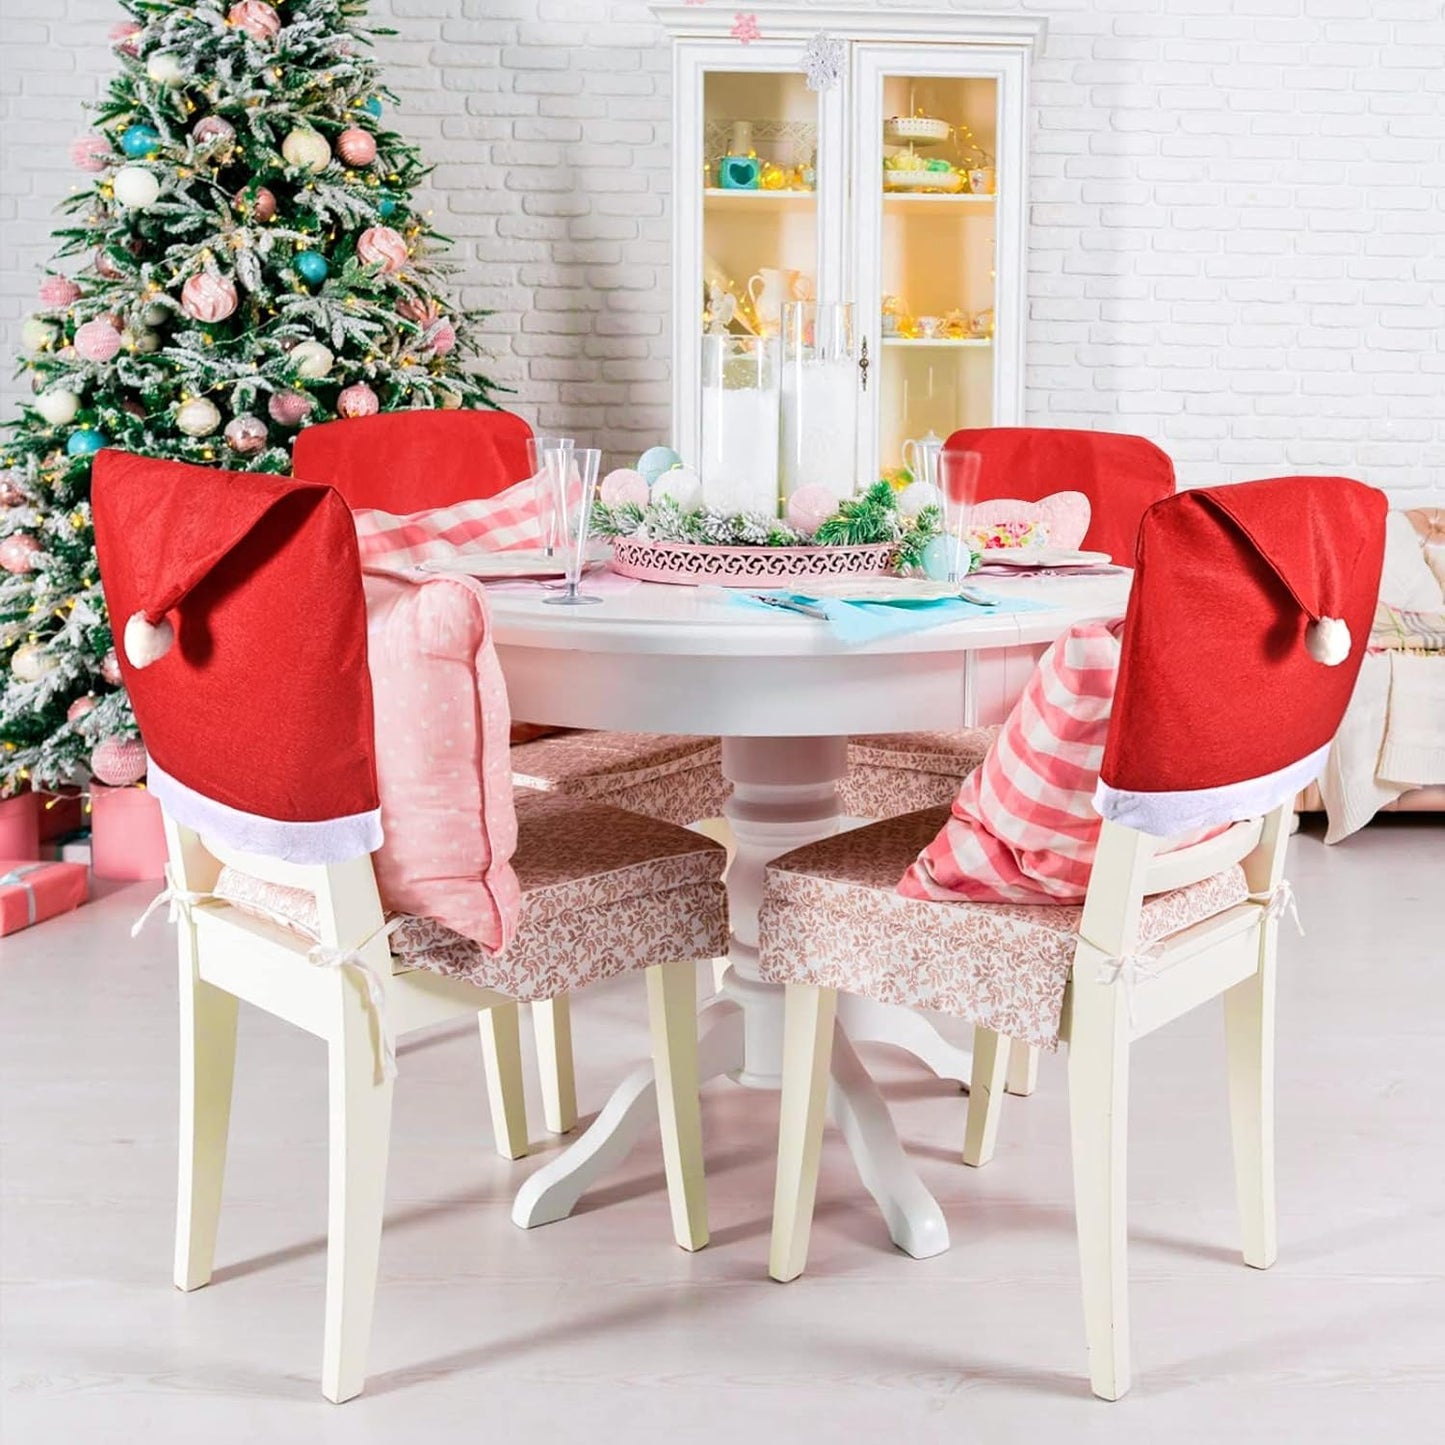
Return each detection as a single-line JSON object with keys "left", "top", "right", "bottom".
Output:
{"left": 976, "top": 547, "right": 1112, "bottom": 570}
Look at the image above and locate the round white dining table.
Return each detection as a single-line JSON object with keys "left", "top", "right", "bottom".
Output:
{"left": 492, "top": 570, "right": 1132, "bottom": 1257}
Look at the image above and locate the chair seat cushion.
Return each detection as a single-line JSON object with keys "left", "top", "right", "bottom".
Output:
{"left": 214, "top": 790, "right": 729, "bottom": 1001}
{"left": 759, "top": 808, "right": 1249, "bottom": 1049}
{"left": 511, "top": 730, "right": 729, "bottom": 826}
{"left": 840, "top": 728, "right": 999, "bottom": 819}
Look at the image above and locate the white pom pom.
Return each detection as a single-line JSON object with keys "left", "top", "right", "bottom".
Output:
{"left": 1305, "top": 615, "right": 1351, "bottom": 667}
{"left": 123, "top": 611, "right": 174, "bottom": 669}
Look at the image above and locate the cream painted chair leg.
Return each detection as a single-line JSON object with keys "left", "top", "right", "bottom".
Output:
{"left": 479, "top": 1002, "right": 530, "bottom": 1161}
{"left": 647, "top": 961, "right": 709, "bottom": 1251}
{"left": 963, "top": 1026, "right": 1010, "bottom": 1167}
{"left": 1224, "top": 946, "right": 1278, "bottom": 1270}
{"left": 1067, "top": 978, "right": 1133, "bottom": 1402}
{"left": 174, "top": 958, "right": 239, "bottom": 1292}
{"left": 531, "top": 996, "right": 577, "bottom": 1135}
{"left": 321, "top": 974, "right": 395, "bottom": 1405}
{"left": 1005, "top": 1039, "right": 1040, "bottom": 1097}
{"left": 769, "top": 983, "right": 837, "bottom": 1283}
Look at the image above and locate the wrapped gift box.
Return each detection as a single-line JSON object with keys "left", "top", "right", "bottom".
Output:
{"left": 0, "top": 859, "right": 89, "bottom": 937}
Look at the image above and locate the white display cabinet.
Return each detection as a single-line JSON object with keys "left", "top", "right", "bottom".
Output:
{"left": 655, "top": 5, "right": 1044, "bottom": 489}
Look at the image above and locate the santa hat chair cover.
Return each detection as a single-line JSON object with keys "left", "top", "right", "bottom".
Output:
{"left": 91, "top": 450, "right": 382, "bottom": 863}
{"left": 1095, "top": 475, "right": 1387, "bottom": 837}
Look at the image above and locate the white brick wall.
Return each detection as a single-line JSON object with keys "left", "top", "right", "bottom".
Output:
{"left": 2, "top": 0, "right": 1441, "bottom": 500}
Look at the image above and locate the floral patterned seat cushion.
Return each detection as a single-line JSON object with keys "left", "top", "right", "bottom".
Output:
{"left": 510, "top": 730, "right": 730, "bottom": 827}
{"left": 758, "top": 807, "right": 1249, "bottom": 1049}
{"left": 839, "top": 728, "right": 999, "bottom": 819}
{"left": 214, "top": 788, "right": 729, "bottom": 1001}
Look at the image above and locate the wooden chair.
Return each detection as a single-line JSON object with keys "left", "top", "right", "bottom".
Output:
{"left": 764, "top": 476, "right": 1385, "bottom": 1399}
{"left": 294, "top": 411, "right": 730, "bottom": 1137}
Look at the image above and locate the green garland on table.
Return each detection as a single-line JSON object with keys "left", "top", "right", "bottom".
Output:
{"left": 592, "top": 482, "right": 942, "bottom": 572}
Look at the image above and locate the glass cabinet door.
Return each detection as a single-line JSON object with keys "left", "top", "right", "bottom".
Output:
{"left": 851, "top": 45, "right": 1028, "bottom": 483}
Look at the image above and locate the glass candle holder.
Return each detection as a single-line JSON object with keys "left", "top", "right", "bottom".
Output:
{"left": 700, "top": 334, "right": 780, "bottom": 518}
{"left": 939, "top": 448, "right": 982, "bottom": 583}
{"left": 779, "top": 301, "right": 858, "bottom": 506}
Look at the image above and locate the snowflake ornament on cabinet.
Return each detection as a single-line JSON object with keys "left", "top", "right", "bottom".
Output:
{"left": 802, "top": 32, "right": 846, "bottom": 92}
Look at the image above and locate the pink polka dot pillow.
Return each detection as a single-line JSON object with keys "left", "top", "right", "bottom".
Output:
{"left": 363, "top": 568, "right": 520, "bottom": 952}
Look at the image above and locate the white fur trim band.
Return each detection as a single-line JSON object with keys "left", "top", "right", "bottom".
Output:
{"left": 146, "top": 757, "right": 383, "bottom": 864}
{"left": 123, "top": 611, "right": 174, "bottom": 668}
{"left": 1093, "top": 742, "right": 1330, "bottom": 837}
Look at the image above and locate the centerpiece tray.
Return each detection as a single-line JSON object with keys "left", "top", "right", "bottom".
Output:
{"left": 610, "top": 538, "right": 896, "bottom": 588}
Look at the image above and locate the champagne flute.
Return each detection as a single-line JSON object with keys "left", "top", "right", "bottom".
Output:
{"left": 526, "top": 434, "right": 574, "bottom": 557}
{"left": 939, "top": 448, "right": 982, "bottom": 584}
{"left": 544, "top": 447, "right": 603, "bottom": 606}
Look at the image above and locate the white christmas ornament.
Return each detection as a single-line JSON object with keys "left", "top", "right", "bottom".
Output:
{"left": 652, "top": 464, "right": 704, "bottom": 513}
{"left": 21, "top": 318, "right": 58, "bottom": 352}
{"left": 141, "top": 301, "right": 169, "bottom": 327}
{"left": 124, "top": 611, "right": 175, "bottom": 669}
{"left": 146, "top": 52, "right": 186, "bottom": 87}
{"left": 175, "top": 397, "right": 222, "bottom": 436}
{"left": 289, "top": 339, "right": 334, "bottom": 379}
{"left": 11, "top": 643, "right": 58, "bottom": 683}
{"left": 1305, "top": 616, "right": 1351, "bottom": 667}
{"left": 127, "top": 328, "right": 161, "bottom": 353}
{"left": 34, "top": 389, "right": 81, "bottom": 425}
{"left": 113, "top": 166, "right": 161, "bottom": 210}
{"left": 895, "top": 479, "right": 942, "bottom": 518}
{"left": 281, "top": 128, "right": 331, "bottom": 173}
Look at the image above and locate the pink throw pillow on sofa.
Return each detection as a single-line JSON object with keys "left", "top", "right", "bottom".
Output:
{"left": 363, "top": 568, "right": 520, "bottom": 952}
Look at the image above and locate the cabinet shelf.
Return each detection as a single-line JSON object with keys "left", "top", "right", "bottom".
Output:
{"left": 704, "top": 188, "right": 816, "bottom": 208}
{"left": 882, "top": 192, "right": 995, "bottom": 213}
{"left": 882, "top": 336, "right": 993, "bottom": 349}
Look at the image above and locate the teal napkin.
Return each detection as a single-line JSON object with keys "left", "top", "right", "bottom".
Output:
{"left": 728, "top": 589, "right": 1055, "bottom": 645}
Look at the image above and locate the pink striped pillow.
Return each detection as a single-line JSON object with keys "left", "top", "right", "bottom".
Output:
{"left": 352, "top": 473, "right": 549, "bottom": 570}
{"left": 900, "top": 619, "right": 1125, "bottom": 904}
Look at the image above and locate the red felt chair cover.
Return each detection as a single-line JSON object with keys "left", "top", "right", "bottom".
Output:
{"left": 1096, "top": 475, "right": 1387, "bottom": 835}
{"left": 92, "top": 451, "right": 381, "bottom": 863}
{"left": 942, "top": 426, "right": 1176, "bottom": 565}
{"left": 292, "top": 409, "right": 535, "bottom": 510}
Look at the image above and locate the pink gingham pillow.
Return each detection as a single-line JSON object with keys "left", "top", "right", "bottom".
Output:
{"left": 363, "top": 569, "right": 520, "bottom": 952}
{"left": 352, "top": 473, "right": 549, "bottom": 570}
{"left": 900, "top": 619, "right": 1219, "bottom": 904}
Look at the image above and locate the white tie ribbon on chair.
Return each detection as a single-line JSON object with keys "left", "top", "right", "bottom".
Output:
{"left": 1248, "top": 879, "right": 1304, "bottom": 935}
{"left": 134, "top": 871, "right": 402, "bottom": 1083}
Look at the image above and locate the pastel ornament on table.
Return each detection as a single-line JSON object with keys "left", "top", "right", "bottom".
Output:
{"left": 267, "top": 390, "right": 312, "bottom": 427}
{"left": 0, "top": 535, "right": 42, "bottom": 574}
{"left": 34, "top": 390, "right": 82, "bottom": 427}
{"left": 281, "top": 127, "right": 331, "bottom": 173}
{"left": 20, "top": 319, "right": 59, "bottom": 354}
{"left": 337, "top": 128, "right": 377, "bottom": 167}
{"left": 290, "top": 340, "right": 334, "bottom": 379}
{"left": 356, "top": 225, "right": 408, "bottom": 274}
{"left": 181, "top": 272, "right": 239, "bottom": 323}
{"left": 38, "top": 276, "right": 82, "bottom": 309}
{"left": 295, "top": 250, "right": 328, "bottom": 285}
{"left": 336, "top": 383, "right": 379, "bottom": 419}
{"left": 895, "top": 479, "right": 941, "bottom": 519}
{"left": 601, "top": 468, "right": 650, "bottom": 508}
{"left": 653, "top": 464, "right": 704, "bottom": 513}
{"left": 70, "top": 135, "right": 110, "bottom": 172}
{"left": 785, "top": 483, "right": 840, "bottom": 537}
{"left": 146, "top": 52, "right": 186, "bottom": 88}
{"left": 66, "top": 429, "right": 107, "bottom": 459}
{"left": 920, "top": 532, "right": 976, "bottom": 582}
{"left": 176, "top": 398, "right": 222, "bottom": 437}
{"left": 90, "top": 736, "right": 148, "bottom": 788}
{"left": 637, "top": 445, "right": 682, "bottom": 485}
{"left": 224, "top": 415, "right": 268, "bottom": 455}
{"left": 228, "top": 0, "right": 282, "bottom": 42}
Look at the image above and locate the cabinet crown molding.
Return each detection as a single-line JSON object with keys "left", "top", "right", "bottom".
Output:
{"left": 651, "top": 5, "right": 1048, "bottom": 49}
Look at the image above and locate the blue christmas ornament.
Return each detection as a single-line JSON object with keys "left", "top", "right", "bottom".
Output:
{"left": 66, "top": 428, "right": 106, "bottom": 458}
{"left": 362, "top": 96, "right": 382, "bottom": 119}
{"left": 295, "top": 250, "right": 329, "bottom": 285}
{"left": 920, "top": 533, "right": 973, "bottom": 582}
{"left": 120, "top": 124, "right": 162, "bottom": 158}
{"left": 637, "top": 445, "right": 683, "bottom": 485}
{"left": 377, "top": 197, "right": 396, "bottom": 219}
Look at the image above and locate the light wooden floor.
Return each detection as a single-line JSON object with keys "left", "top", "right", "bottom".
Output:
{"left": 3, "top": 816, "right": 1443, "bottom": 1443}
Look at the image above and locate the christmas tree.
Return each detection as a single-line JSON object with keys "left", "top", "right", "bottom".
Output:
{"left": 1, "top": 0, "right": 497, "bottom": 795}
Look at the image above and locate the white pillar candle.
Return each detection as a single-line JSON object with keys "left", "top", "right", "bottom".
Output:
{"left": 780, "top": 357, "right": 857, "bottom": 504}
{"left": 700, "top": 382, "right": 780, "bottom": 516}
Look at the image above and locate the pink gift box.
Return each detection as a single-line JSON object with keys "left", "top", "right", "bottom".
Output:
{"left": 90, "top": 784, "right": 168, "bottom": 881}
{"left": 0, "top": 858, "right": 89, "bottom": 937}
{"left": 0, "top": 793, "right": 40, "bottom": 862}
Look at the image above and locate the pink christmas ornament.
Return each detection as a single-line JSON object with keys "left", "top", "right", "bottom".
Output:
{"left": 90, "top": 736, "right": 148, "bottom": 787}
{"left": 267, "top": 389, "right": 312, "bottom": 427}
{"left": 0, "top": 480, "right": 26, "bottom": 507}
{"left": 74, "top": 318, "right": 123, "bottom": 363}
{"left": 356, "top": 225, "right": 408, "bottom": 274}
{"left": 396, "top": 296, "right": 436, "bottom": 325}
{"left": 110, "top": 22, "right": 142, "bottom": 57}
{"left": 224, "top": 414, "right": 268, "bottom": 454}
{"left": 426, "top": 317, "right": 457, "bottom": 356}
{"left": 227, "top": 1, "right": 281, "bottom": 42}
{"left": 193, "top": 115, "right": 237, "bottom": 148}
{"left": 67, "top": 695, "right": 97, "bottom": 723}
{"left": 0, "top": 534, "right": 42, "bottom": 574}
{"left": 785, "top": 483, "right": 839, "bottom": 536}
{"left": 600, "top": 468, "right": 650, "bottom": 508}
{"left": 336, "top": 127, "right": 377, "bottom": 167}
{"left": 94, "top": 247, "right": 123, "bottom": 280}
{"left": 181, "top": 272, "right": 239, "bottom": 323}
{"left": 234, "top": 184, "right": 277, "bottom": 222}
{"left": 70, "top": 134, "right": 110, "bottom": 172}
{"left": 336, "top": 382, "right": 379, "bottom": 418}
{"left": 100, "top": 649, "right": 124, "bottom": 686}
{"left": 39, "top": 276, "right": 82, "bottom": 309}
